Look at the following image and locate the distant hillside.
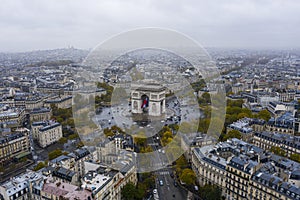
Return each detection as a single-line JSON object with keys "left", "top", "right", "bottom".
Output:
{"left": 0, "top": 48, "right": 89, "bottom": 67}
{"left": 24, "top": 60, "right": 74, "bottom": 67}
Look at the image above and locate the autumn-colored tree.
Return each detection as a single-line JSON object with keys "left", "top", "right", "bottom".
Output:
{"left": 179, "top": 168, "right": 196, "bottom": 185}
{"left": 134, "top": 137, "right": 147, "bottom": 146}
{"left": 290, "top": 154, "right": 300, "bottom": 162}
{"left": 48, "top": 149, "right": 63, "bottom": 160}
{"left": 140, "top": 146, "right": 153, "bottom": 153}
{"left": 270, "top": 146, "right": 286, "bottom": 157}
{"left": 33, "top": 162, "right": 46, "bottom": 171}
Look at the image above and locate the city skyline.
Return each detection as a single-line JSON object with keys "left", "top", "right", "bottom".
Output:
{"left": 1, "top": 1, "right": 300, "bottom": 200}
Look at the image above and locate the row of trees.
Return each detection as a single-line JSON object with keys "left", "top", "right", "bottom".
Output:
{"left": 51, "top": 104, "right": 74, "bottom": 127}
{"left": 175, "top": 155, "right": 196, "bottom": 186}
{"left": 222, "top": 129, "right": 242, "bottom": 141}
{"left": 48, "top": 149, "right": 65, "bottom": 160}
{"left": 132, "top": 131, "right": 153, "bottom": 153}
{"left": 33, "top": 161, "right": 48, "bottom": 171}
{"left": 95, "top": 82, "right": 114, "bottom": 106}
{"left": 159, "top": 126, "right": 174, "bottom": 146}
{"left": 121, "top": 173, "right": 155, "bottom": 200}
{"left": 51, "top": 104, "right": 77, "bottom": 137}
{"left": 219, "top": 99, "right": 271, "bottom": 141}
{"left": 199, "top": 184, "right": 224, "bottom": 200}
{"left": 225, "top": 99, "right": 271, "bottom": 125}
{"left": 103, "top": 125, "right": 125, "bottom": 137}
{"left": 195, "top": 97, "right": 272, "bottom": 141}
{"left": 270, "top": 146, "right": 300, "bottom": 163}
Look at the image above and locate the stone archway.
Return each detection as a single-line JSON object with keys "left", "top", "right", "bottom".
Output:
{"left": 141, "top": 94, "right": 149, "bottom": 113}
{"left": 131, "top": 80, "right": 166, "bottom": 116}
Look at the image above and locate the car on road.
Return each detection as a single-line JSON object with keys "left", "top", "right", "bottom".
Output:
{"left": 174, "top": 181, "right": 178, "bottom": 187}
{"left": 159, "top": 180, "right": 164, "bottom": 186}
{"left": 153, "top": 189, "right": 157, "bottom": 194}
{"left": 170, "top": 172, "right": 174, "bottom": 178}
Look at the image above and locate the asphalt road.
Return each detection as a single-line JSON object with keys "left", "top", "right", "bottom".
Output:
{"left": 154, "top": 168, "right": 187, "bottom": 200}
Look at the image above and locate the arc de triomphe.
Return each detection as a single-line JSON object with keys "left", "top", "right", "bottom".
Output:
{"left": 131, "top": 80, "right": 166, "bottom": 117}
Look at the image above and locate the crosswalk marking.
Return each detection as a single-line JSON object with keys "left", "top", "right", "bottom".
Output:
{"left": 159, "top": 171, "right": 170, "bottom": 175}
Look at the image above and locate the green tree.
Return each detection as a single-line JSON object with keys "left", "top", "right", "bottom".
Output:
{"left": 199, "top": 184, "right": 223, "bottom": 200}
{"left": 290, "top": 154, "right": 300, "bottom": 162}
{"left": 66, "top": 118, "right": 75, "bottom": 128}
{"left": 140, "top": 146, "right": 153, "bottom": 153}
{"left": 58, "top": 137, "right": 68, "bottom": 144}
{"left": 103, "top": 125, "right": 125, "bottom": 137}
{"left": 111, "top": 125, "right": 125, "bottom": 134}
{"left": 200, "top": 92, "right": 211, "bottom": 104}
{"left": 158, "top": 126, "right": 171, "bottom": 136}
{"left": 56, "top": 117, "right": 64, "bottom": 123}
{"left": 121, "top": 182, "right": 136, "bottom": 200}
{"left": 34, "top": 162, "right": 46, "bottom": 171}
{"left": 48, "top": 149, "right": 63, "bottom": 160}
{"left": 198, "top": 118, "right": 210, "bottom": 133}
{"left": 143, "top": 176, "right": 155, "bottom": 189}
{"left": 191, "top": 79, "right": 206, "bottom": 92}
{"left": 223, "top": 129, "right": 242, "bottom": 141}
{"left": 134, "top": 131, "right": 147, "bottom": 147}
{"left": 169, "top": 124, "right": 179, "bottom": 132}
{"left": 237, "top": 112, "right": 249, "bottom": 119}
{"left": 179, "top": 168, "right": 196, "bottom": 185}
{"left": 270, "top": 146, "right": 286, "bottom": 157}
{"left": 77, "top": 141, "right": 84, "bottom": 148}
{"left": 225, "top": 114, "right": 238, "bottom": 126}
{"left": 135, "top": 183, "right": 146, "bottom": 200}
{"left": 227, "top": 99, "right": 243, "bottom": 108}
{"left": 175, "top": 155, "right": 189, "bottom": 178}
{"left": 103, "top": 128, "right": 115, "bottom": 137}
{"left": 241, "top": 108, "right": 252, "bottom": 116}
{"left": 257, "top": 109, "right": 271, "bottom": 121}
{"left": 68, "top": 133, "right": 79, "bottom": 140}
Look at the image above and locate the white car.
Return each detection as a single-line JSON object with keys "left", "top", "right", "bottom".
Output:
{"left": 153, "top": 189, "right": 157, "bottom": 194}
{"left": 159, "top": 180, "right": 164, "bottom": 186}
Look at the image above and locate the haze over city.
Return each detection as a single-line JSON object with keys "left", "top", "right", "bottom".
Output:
{"left": 0, "top": 0, "right": 300, "bottom": 52}
{"left": 1, "top": 1, "right": 300, "bottom": 200}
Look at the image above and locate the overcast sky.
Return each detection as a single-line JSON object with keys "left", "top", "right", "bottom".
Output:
{"left": 0, "top": 0, "right": 299, "bottom": 52}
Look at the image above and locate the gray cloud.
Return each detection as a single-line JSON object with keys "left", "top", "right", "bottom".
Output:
{"left": 0, "top": 0, "right": 299, "bottom": 52}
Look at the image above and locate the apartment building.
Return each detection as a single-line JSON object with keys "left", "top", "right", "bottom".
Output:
{"left": 29, "top": 107, "right": 52, "bottom": 123}
{"left": 82, "top": 162, "right": 137, "bottom": 200}
{"left": 44, "top": 95, "right": 72, "bottom": 109}
{"left": 191, "top": 139, "right": 300, "bottom": 200}
{"left": 0, "top": 170, "right": 44, "bottom": 200}
{"left": 253, "top": 132, "right": 300, "bottom": 157}
{"left": 0, "top": 106, "right": 25, "bottom": 128}
{"left": 0, "top": 128, "right": 31, "bottom": 165}
{"left": 31, "top": 120, "right": 62, "bottom": 148}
